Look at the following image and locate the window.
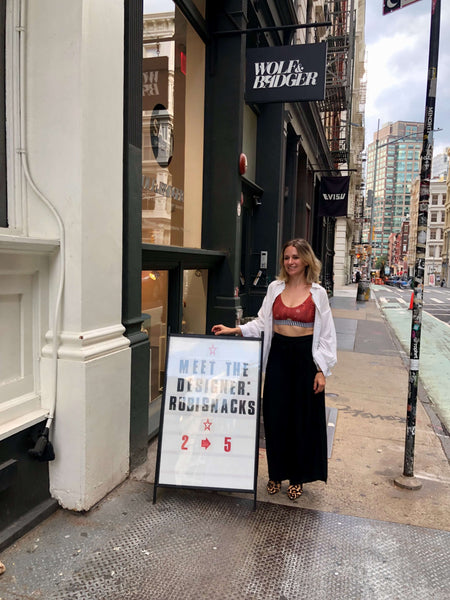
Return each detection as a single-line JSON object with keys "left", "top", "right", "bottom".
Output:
{"left": 142, "top": 1, "right": 205, "bottom": 248}
{"left": 429, "top": 230, "right": 436, "bottom": 240}
{"left": 430, "top": 212, "right": 437, "bottom": 223}
{"left": 141, "top": 1, "right": 210, "bottom": 430}
{"left": 141, "top": 270, "right": 168, "bottom": 402}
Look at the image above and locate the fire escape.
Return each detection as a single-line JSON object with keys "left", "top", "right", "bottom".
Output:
{"left": 318, "top": 0, "right": 356, "bottom": 167}
{"left": 315, "top": 1, "right": 367, "bottom": 290}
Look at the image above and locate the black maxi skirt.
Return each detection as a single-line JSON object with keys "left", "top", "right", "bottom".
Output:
{"left": 263, "top": 333, "right": 328, "bottom": 485}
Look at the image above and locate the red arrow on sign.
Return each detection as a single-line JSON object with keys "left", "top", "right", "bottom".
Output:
{"left": 201, "top": 438, "right": 211, "bottom": 450}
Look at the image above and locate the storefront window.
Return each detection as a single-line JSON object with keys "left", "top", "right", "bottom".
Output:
{"left": 141, "top": 267, "right": 208, "bottom": 403}
{"left": 181, "top": 269, "right": 207, "bottom": 334}
{"left": 142, "top": 1, "right": 205, "bottom": 248}
{"left": 142, "top": 270, "right": 168, "bottom": 401}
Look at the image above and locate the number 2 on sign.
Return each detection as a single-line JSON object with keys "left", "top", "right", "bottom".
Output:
{"left": 181, "top": 435, "right": 189, "bottom": 450}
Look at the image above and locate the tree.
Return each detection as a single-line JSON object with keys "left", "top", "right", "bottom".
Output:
{"left": 375, "top": 254, "right": 388, "bottom": 276}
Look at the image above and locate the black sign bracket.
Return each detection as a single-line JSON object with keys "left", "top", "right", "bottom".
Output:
{"left": 213, "top": 21, "right": 332, "bottom": 38}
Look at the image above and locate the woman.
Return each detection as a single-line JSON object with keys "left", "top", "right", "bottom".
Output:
{"left": 212, "top": 239, "right": 337, "bottom": 500}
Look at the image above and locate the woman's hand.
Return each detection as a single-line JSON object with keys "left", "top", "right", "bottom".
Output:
{"left": 211, "top": 324, "right": 241, "bottom": 336}
{"left": 313, "top": 371, "right": 326, "bottom": 394}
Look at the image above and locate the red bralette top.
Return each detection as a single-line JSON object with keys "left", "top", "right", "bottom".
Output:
{"left": 272, "top": 293, "right": 315, "bottom": 328}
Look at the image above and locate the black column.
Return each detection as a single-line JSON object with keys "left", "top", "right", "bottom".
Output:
{"left": 123, "top": 0, "right": 150, "bottom": 470}
{"left": 203, "top": 1, "right": 248, "bottom": 330}
{"left": 253, "top": 102, "right": 286, "bottom": 281}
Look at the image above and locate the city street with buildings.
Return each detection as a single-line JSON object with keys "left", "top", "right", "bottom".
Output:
{"left": 372, "top": 283, "right": 450, "bottom": 435}
{"left": 374, "top": 284, "right": 450, "bottom": 325}
{"left": 0, "top": 285, "right": 449, "bottom": 599}
{"left": 1, "top": 1, "right": 450, "bottom": 599}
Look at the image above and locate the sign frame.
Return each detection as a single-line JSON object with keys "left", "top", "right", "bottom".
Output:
{"left": 383, "top": 0, "right": 421, "bottom": 15}
{"left": 245, "top": 42, "right": 327, "bottom": 104}
{"left": 153, "top": 333, "right": 263, "bottom": 510}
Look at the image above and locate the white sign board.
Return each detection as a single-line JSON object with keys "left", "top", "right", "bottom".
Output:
{"left": 383, "top": 0, "right": 421, "bottom": 15}
{"left": 154, "top": 334, "right": 262, "bottom": 496}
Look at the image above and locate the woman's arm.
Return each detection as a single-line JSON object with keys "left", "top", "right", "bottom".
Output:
{"left": 313, "top": 371, "right": 326, "bottom": 394}
{"left": 211, "top": 324, "right": 242, "bottom": 336}
{"left": 313, "top": 286, "right": 337, "bottom": 376}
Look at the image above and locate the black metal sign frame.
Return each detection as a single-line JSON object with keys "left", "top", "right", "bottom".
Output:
{"left": 245, "top": 42, "right": 327, "bottom": 104}
{"left": 153, "top": 333, "right": 263, "bottom": 510}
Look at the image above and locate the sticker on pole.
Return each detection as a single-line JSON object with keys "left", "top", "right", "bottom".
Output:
{"left": 154, "top": 334, "right": 263, "bottom": 501}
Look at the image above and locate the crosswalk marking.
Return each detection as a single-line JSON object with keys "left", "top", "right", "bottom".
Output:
{"left": 379, "top": 296, "right": 407, "bottom": 307}
{"left": 430, "top": 297, "right": 444, "bottom": 304}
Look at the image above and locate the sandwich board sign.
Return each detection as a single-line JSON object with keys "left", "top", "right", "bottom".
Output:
{"left": 153, "top": 333, "right": 263, "bottom": 508}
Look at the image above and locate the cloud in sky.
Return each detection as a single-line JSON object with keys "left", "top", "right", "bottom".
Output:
{"left": 365, "top": 0, "right": 450, "bottom": 156}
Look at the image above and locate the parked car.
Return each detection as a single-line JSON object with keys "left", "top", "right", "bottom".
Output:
{"left": 397, "top": 278, "right": 412, "bottom": 289}
{"left": 385, "top": 276, "right": 401, "bottom": 286}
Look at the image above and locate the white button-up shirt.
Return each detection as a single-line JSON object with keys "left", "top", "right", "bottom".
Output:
{"left": 239, "top": 280, "right": 337, "bottom": 376}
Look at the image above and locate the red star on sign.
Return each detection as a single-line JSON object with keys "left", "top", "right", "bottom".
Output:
{"left": 208, "top": 344, "right": 217, "bottom": 356}
{"left": 203, "top": 419, "right": 212, "bottom": 431}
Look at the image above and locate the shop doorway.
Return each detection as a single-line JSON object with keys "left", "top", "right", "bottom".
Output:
{"left": 141, "top": 247, "right": 225, "bottom": 437}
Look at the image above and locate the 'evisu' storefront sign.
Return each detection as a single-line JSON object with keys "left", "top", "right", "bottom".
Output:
{"left": 154, "top": 334, "right": 262, "bottom": 503}
{"left": 245, "top": 43, "right": 327, "bottom": 104}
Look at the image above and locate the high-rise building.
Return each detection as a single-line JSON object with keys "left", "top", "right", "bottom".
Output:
{"left": 408, "top": 178, "right": 446, "bottom": 285}
{"left": 364, "top": 121, "right": 423, "bottom": 264}
{"left": 431, "top": 149, "right": 449, "bottom": 180}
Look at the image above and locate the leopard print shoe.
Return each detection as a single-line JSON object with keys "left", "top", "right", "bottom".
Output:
{"left": 287, "top": 483, "right": 303, "bottom": 500}
{"left": 267, "top": 480, "right": 281, "bottom": 495}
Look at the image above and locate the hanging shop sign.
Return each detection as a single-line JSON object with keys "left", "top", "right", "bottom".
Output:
{"left": 318, "top": 176, "right": 350, "bottom": 217}
{"left": 142, "top": 56, "right": 168, "bottom": 110}
{"left": 383, "top": 0, "right": 421, "bottom": 16}
{"left": 154, "top": 334, "right": 263, "bottom": 506}
{"left": 245, "top": 43, "right": 327, "bottom": 104}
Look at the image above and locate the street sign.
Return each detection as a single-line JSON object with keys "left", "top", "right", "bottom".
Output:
{"left": 383, "top": 0, "right": 422, "bottom": 15}
{"left": 154, "top": 333, "right": 263, "bottom": 506}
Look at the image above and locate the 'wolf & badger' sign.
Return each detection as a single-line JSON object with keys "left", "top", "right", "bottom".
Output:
{"left": 245, "top": 43, "right": 327, "bottom": 104}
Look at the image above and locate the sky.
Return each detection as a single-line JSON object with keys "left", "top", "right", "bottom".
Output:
{"left": 365, "top": 0, "right": 450, "bottom": 156}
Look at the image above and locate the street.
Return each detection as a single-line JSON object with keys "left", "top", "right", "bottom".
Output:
{"left": 372, "top": 283, "right": 450, "bottom": 437}
{"left": 373, "top": 285, "right": 450, "bottom": 325}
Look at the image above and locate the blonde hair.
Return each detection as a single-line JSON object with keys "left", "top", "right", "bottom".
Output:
{"left": 278, "top": 238, "right": 322, "bottom": 284}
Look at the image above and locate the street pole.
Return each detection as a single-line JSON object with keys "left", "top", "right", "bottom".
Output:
{"left": 367, "top": 121, "right": 380, "bottom": 280}
{"left": 394, "top": 0, "right": 441, "bottom": 491}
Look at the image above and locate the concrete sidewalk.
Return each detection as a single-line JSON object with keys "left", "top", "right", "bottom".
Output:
{"left": 0, "top": 286, "right": 449, "bottom": 599}
{"left": 137, "top": 283, "right": 450, "bottom": 530}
